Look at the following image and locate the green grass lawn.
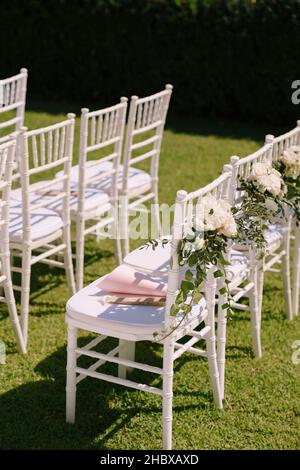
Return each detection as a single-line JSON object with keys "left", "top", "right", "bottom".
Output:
{"left": 1, "top": 103, "right": 300, "bottom": 449}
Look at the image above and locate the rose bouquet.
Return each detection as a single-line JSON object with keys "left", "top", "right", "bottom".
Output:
{"left": 275, "top": 146, "right": 300, "bottom": 222}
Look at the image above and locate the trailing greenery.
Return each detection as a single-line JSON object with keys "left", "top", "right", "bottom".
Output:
{"left": 275, "top": 148, "right": 300, "bottom": 223}
{"left": 1, "top": 0, "right": 300, "bottom": 123}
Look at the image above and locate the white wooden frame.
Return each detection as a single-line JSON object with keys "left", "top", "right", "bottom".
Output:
{"left": 76, "top": 98, "right": 128, "bottom": 290}
{"left": 65, "top": 173, "right": 235, "bottom": 450}
{"left": 0, "top": 68, "right": 27, "bottom": 144}
{"left": 222, "top": 143, "right": 291, "bottom": 369}
{"left": 10, "top": 116, "right": 76, "bottom": 347}
{"left": 0, "top": 139, "right": 26, "bottom": 353}
{"left": 265, "top": 123, "right": 300, "bottom": 318}
{"left": 120, "top": 84, "right": 173, "bottom": 257}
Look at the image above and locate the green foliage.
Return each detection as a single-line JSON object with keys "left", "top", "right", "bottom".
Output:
{"left": 275, "top": 160, "right": 300, "bottom": 223}
{"left": 236, "top": 176, "right": 291, "bottom": 251}
{"left": 1, "top": 0, "right": 300, "bottom": 123}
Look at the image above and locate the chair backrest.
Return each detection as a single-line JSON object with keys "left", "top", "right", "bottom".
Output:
{"left": 227, "top": 143, "right": 273, "bottom": 205}
{"left": 165, "top": 172, "right": 232, "bottom": 326}
{"left": 78, "top": 98, "right": 128, "bottom": 206}
{"left": 0, "top": 140, "right": 15, "bottom": 248}
{"left": 17, "top": 115, "right": 75, "bottom": 242}
{"left": 0, "top": 69, "right": 28, "bottom": 143}
{"left": 122, "top": 85, "right": 173, "bottom": 195}
{"left": 265, "top": 121, "right": 300, "bottom": 163}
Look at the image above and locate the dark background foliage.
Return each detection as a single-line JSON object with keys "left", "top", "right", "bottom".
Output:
{"left": 1, "top": 0, "right": 300, "bottom": 123}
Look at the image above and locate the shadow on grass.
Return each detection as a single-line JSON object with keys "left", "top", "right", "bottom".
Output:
{"left": 0, "top": 338, "right": 218, "bottom": 450}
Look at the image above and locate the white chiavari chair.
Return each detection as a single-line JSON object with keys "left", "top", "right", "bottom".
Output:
{"left": 0, "top": 69, "right": 27, "bottom": 144}
{"left": 122, "top": 167, "right": 259, "bottom": 399}
{"left": 17, "top": 100, "right": 128, "bottom": 291}
{"left": 226, "top": 143, "right": 292, "bottom": 353}
{"left": 65, "top": 174, "right": 236, "bottom": 450}
{"left": 120, "top": 85, "right": 173, "bottom": 257}
{"left": 54, "top": 100, "right": 128, "bottom": 289}
{"left": 264, "top": 124, "right": 300, "bottom": 318}
{"left": 0, "top": 139, "right": 26, "bottom": 353}
{"left": 9, "top": 116, "right": 76, "bottom": 347}
{"left": 74, "top": 99, "right": 127, "bottom": 289}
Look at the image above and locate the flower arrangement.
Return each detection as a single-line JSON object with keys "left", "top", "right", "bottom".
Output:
{"left": 275, "top": 146, "right": 300, "bottom": 223}
{"left": 279, "top": 146, "right": 300, "bottom": 180}
{"left": 235, "top": 160, "right": 289, "bottom": 252}
{"left": 145, "top": 195, "right": 237, "bottom": 339}
{"left": 172, "top": 194, "right": 237, "bottom": 319}
{"left": 145, "top": 158, "right": 294, "bottom": 339}
{"left": 248, "top": 161, "right": 286, "bottom": 198}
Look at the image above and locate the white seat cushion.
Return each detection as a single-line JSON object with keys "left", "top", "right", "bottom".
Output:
{"left": 9, "top": 201, "right": 64, "bottom": 243}
{"left": 233, "top": 223, "right": 283, "bottom": 254}
{"left": 124, "top": 236, "right": 172, "bottom": 275}
{"left": 66, "top": 277, "right": 206, "bottom": 338}
{"left": 11, "top": 181, "right": 111, "bottom": 217}
{"left": 56, "top": 161, "right": 152, "bottom": 196}
{"left": 264, "top": 224, "right": 283, "bottom": 251}
{"left": 124, "top": 238, "right": 249, "bottom": 284}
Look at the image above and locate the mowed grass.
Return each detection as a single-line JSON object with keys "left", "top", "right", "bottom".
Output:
{"left": 0, "top": 101, "right": 300, "bottom": 450}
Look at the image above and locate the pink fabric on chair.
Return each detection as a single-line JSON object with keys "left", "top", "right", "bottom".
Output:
{"left": 97, "top": 264, "right": 167, "bottom": 297}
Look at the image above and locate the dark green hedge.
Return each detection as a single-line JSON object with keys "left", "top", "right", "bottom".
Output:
{"left": 1, "top": 0, "right": 300, "bottom": 123}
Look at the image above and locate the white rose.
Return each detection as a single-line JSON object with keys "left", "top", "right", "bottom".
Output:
{"left": 250, "top": 162, "right": 269, "bottom": 179}
{"left": 219, "top": 199, "right": 231, "bottom": 212}
{"left": 218, "top": 213, "right": 237, "bottom": 237}
{"left": 265, "top": 198, "right": 278, "bottom": 213}
{"left": 194, "top": 215, "right": 205, "bottom": 232}
{"left": 185, "top": 227, "right": 196, "bottom": 240}
{"left": 193, "top": 236, "right": 205, "bottom": 250}
{"left": 257, "top": 173, "right": 282, "bottom": 197}
{"left": 282, "top": 149, "right": 295, "bottom": 166}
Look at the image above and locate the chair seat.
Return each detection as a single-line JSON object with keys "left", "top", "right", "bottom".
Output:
{"left": 233, "top": 223, "right": 283, "bottom": 254}
{"left": 264, "top": 224, "right": 283, "bottom": 251}
{"left": 124, "top": 239, "right": 249, "bottom": 285}
{"left": 9, "top": 202, "right": 64, "bottom": 243}
{"left": 56, "top": 161, "right": 152, "bottom": 197}
{"left": 11, "top": 181, "right": 111, "bottom": 217}
{"left": 66, "top": 277, "right": 207, "bottom": 340}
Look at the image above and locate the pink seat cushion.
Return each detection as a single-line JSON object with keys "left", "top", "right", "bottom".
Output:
{"left": 97, "top": 264, "right": 167, "bottom": 297}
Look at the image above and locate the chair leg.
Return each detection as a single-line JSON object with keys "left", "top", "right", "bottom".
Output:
{"left": 292, "top": 226, "right": 300, "bottom": 317}
{"left": 20, "top": 245, "right": 32, "bottom": 348}
{"left": 249, "top": 256, "right": 262, "bottom": 358}
{"left": 257, "top": 258, "right": 264, "bottom": 323}
{"left": 207, "top": 328, "right": 223, "bottom": 409}
{"left": 282, "top": 224, "right": 293, "bottom": 320}
{"left": 162, "top": 340, "right": 174, "bottom": 450}
{"left": 205, "top": 270, "right": 222, "bottom": 408}
{"left": 118, "top": 340, "right": 135, "bottom": 379}
{"left": 64, "top": 225, "right": 76, "bottom": 296}
{"left": 2, "top": 252, "right": 26, "bottom": 354}
{"left": 76, "top": 217, "right": 85, "bottom": 292}
{"left": 66, "top": 324, "right": 77, "bottom": 423}
{"left": 216, "top": 288, "right": 227, "bottom": 400}
{"left": 114, "top": 237, "right": 122, "bottom": 266}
